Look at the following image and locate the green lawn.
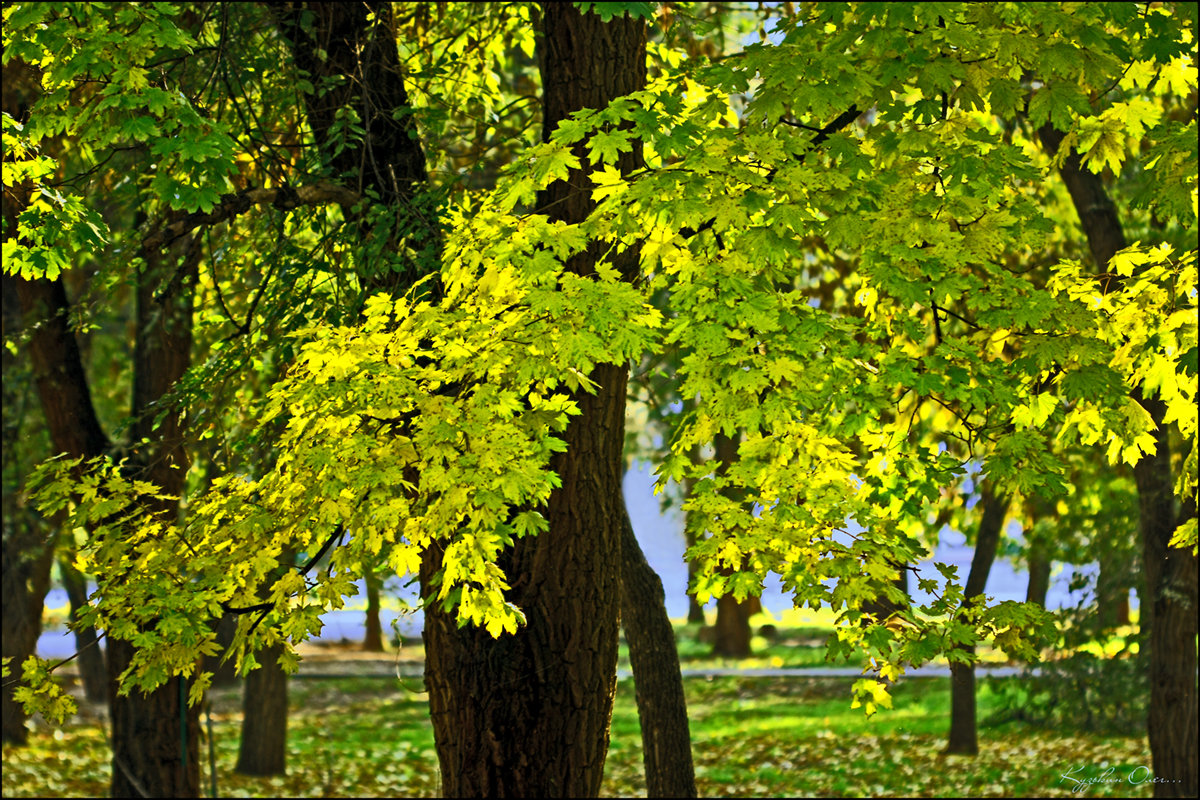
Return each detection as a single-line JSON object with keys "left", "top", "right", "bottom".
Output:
{"left": 2, "top": 667, "right": 1152, "bottom": 798}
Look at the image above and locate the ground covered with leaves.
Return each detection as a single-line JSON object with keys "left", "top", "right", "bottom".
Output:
{"left": 2, "top": 670, "right": 1153, "bottom": 798}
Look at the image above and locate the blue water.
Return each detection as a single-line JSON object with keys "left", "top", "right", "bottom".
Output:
{"left": 36, "top": 463, "right": 1117, "bottom": 659}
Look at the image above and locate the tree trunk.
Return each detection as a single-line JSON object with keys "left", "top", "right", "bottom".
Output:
{"left": 683, "top": 446, "right": 707, "bottom": 624}
{"left": 420, "top": 6, "right": 647, "bottom": 795}
{"left": 1025, "top": 543, "right": 1051, "bottom": 607}
{"left": 0, "top": 518, "right": 56, "bottom": 745}
{"left": 945, "top": 484, "right": 1008, "bottom": 756}
{"left": 1134, "top": 402, "right": 1196, "bottom": 797}
{"left": 1, "top": 267, "right": 58, "bottom": 746}
{"left": 709, "top": 432, "right": 754, "bottom": 657}
{"left": 1040, "top": 124, "right": 1198, "bottom": 797}
{"left": 106, "top": 639, "right": 200, "bottom": 798}
{"left": 204, "top": 612, "right": 241, "bottom": 688}
{"left": 59, "top": 557, "right": 108, "bottom": 703}
{"left": 1096, "top": 550, "right": 1131, "bottom": 629}
{"left": 363, "top": 569, "right": 384, "bottom": 652}
{"left": 235, "top": 642, "right": 288, "bottom": 776}
{"left": 6, "top": 112, "right": 107, "bottom": 749}
{"left": 863, "top": 567, "right": 911, "bottom": 622}
{"left": 271, "top": 1, "right": 437, "bottom": 298}
{"left": 102, "top": 224, "right": 205, "bottom": 799}
{"left": 619, "top": 502, "right": 697, "bottom": 797}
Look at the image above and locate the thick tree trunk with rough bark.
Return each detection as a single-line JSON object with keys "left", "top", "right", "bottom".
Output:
{"left": 619, "top": 502, "right": 697, "bottom": 797}
{"left": 946, "top": 485, "right": 1008, "bottom": 756}
{"left": 1134, "top": 401, "right": 1196, "bottom": 797}
{"left": 272, "top": 1, "right": 437, "bottom": 297}
{"left": 420, "top": 6, "right": 647, "bottom": 795}
{"left": 1039, "top": 124, "right": 1198, "bottom": 797}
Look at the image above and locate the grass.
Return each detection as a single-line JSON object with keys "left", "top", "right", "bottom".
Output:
{"left": 2, "top": 668, "right": 1152, "bottom": 798}
{"left": 8, "top": 609, "right": 1152, "bottom": 797}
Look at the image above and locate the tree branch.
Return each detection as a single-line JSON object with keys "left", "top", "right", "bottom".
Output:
{"left": 141, "top": 181, "right": 360, "bottom": 252}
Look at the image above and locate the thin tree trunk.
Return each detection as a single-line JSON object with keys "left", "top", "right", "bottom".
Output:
{"left": 236, "top": 548, "right": 294, "bottom": 777}
{"left": 1025, "top": 544, "right": 1051, "bottom": 607}
{"left": 619, "top": 500, "right": 697, "bottom": 797}
{"left": 710, "top": 432, "right": 754, "bottom": 657}
{"left": 683, "top": 445, "right": 707, "bottom": 624}
{"left": 1096, "top": 551, "right": 1131, "bottom": 628}
{"left": 235, "top": 642, "right": 288, "bottom": 776}
{"left": 59, "top": 557, "right": 107, "bottom": 703}
{"left": 363, "top": 569, "right": 384, "bottom": 652}
{"left": 1040, "top": 124, "right": 1198, "bottom": 797}
{"left": 204, "top": 612, "right": 241, "bottom": 688}
{"left": 945, "top": 484, "right": 1008, "bottom": 756}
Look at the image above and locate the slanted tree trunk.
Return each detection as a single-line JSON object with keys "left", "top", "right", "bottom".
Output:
{"left": 12, "top": 254, "right": 202, "bottom": 797}
{"left": 0, "top": 515, "right": 56, "bottom": 745}
{"left": 619, "top": 502, "right": 697, "bottom": 797}
{"left": 420, "top": 6, "right": 647, "bottom": 795}
{"left": 1, "top": 266, "right": 59, "bottom": 746}
{"left": 945, "top": 484, "right": 1008, "bottom": 756}
{"left": 1040, "top": 124, "right": 1198, "bottom": 797}
{"left": 59, "top": 557, "right": 107, "bottom": 703}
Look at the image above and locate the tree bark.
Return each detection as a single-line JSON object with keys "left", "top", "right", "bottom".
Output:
{"left": 203, "top": 612, "right": 241, "bottom": 688}
{"left": 1096, "top": 550, "right": 1132, "bottom": 629}
{"left": 945, "top": 484, "right": 1008, "bottom": 756}
{"left": 59, "top": 557, "right": 108, "bottom": 703}
{"left": 1, "top": 269, "right": 58, "bottom": 745}
{"left": 271, "top": 1, "right": 437, "bottom": 297}
{"left": 0, "top": 517, "right": 56, "bottom": 745}
{"left": 683, "top": 445, "right": 708, "bottom": 624}
{"left": 363, "top": 569, "right": 384, "bottom": 652}
{"left": 235, "top": 642, "right": 288, "bottom": 776}
{"left": 1039, "top": 124, "right": 1198, "bottom": 797}
{"left": 102, "top": 224, "right": 204, "bottom": 799}
{"left": 420, "top": 6, "right": 647, "bottom": 795}
{"left": 619, "top": 502, "right": 698, "bottom": 797}
{"left": 1025, "top": 543, "right": 1051, "bottom": 608}
{"left": 709, "top": 432, "right": 756, "bottom": 657}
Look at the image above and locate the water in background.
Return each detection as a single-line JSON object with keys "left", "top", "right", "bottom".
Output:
{"left": 36, "top": 462, "right": 1118, "bottom": 659}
